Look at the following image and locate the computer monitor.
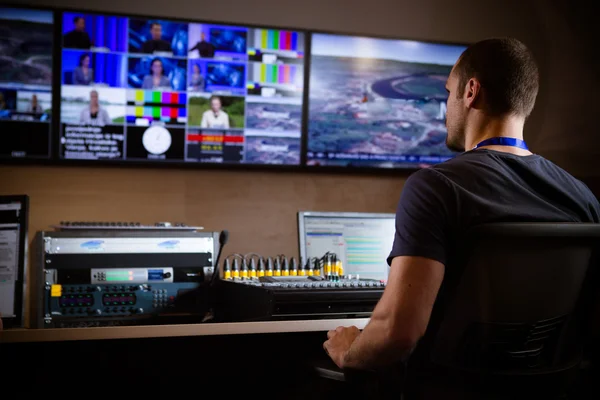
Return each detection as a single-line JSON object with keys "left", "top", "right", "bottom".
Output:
{"left": 298, "top": 211, "right": 395, "bottom": 281}
{"left": 57, "top": 10, "right": 306, "bottom": 166}
{"left": 306, "top": 32, "right": 467, "bottom": 169}
{"left": 0, "top": 6, "right": 54, "bottom": 159}
{"left": 0, "top": 195, "right": 29, "bottom": 329}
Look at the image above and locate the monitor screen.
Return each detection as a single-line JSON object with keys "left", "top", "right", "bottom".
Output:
{"left": 58, "top": 11, "right": 306, "bottom": 166}
{"left": 298, "top": 212, "right": 395, "bottom": 281}
{"left": 306, "top": 33, "right": 467, "bottom": 169}
{"left": 0, "top": 195, "right": 28, "bottom": 329}
{"left": 0, "top": 7, "right": 54, "bottom": 159}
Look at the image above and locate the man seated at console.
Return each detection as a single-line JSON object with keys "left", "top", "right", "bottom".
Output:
{"left": 323, "top": 37, "right": 600, "bottom": 393}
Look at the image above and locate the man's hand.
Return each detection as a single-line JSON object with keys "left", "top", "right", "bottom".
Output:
{"left": 323, "top": 325, "right": 361, "bottom": 368}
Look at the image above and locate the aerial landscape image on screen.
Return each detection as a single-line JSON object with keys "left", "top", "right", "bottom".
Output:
{"left": 307, "top": 34, "right": 466, "bottom": 168}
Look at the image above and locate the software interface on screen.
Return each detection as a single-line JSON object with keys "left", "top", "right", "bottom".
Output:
{"left": 306, "top": 34, "right": 467, "bottom": 169}
{"left": 300, "top": 213, "right": 395, "bottom": 281}
{"left": 58, "top": 12, "right": 305, "bottom": 165}
{"left": 0, "top": 7, "right": 54, "bottom": 159}
{"left": 0, "top": 201, "right": 26, "bottom": 322}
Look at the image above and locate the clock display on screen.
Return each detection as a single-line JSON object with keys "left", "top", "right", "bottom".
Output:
{"left": 142, "top": 126, "right": 172, "bottom": 155}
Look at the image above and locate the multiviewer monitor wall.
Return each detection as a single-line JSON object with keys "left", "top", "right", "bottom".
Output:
{"left": 57, "top": 10, "right": 305, "bottom": 165}
{"left": 0, "top": 5, "right": 467, "bottom": 170}
{"left": 0, "top": 195, "right": 29, "bottom": 329}
{"left": 297, "top": 211, "right": 395, "bottom": 282}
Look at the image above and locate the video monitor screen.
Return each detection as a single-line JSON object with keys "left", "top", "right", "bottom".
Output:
{"left": 0, "top": 7, "right": 54, "bottom": 159}
{"left": 58, "top": 12, "right": 305, "bottom": 166}
{"left": 306, "top": 33, "right": 467, "bottom": 169}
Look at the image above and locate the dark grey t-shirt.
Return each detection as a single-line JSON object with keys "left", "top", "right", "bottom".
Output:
{"left": 388, "top": 149, "right": 600, "bottom": 266}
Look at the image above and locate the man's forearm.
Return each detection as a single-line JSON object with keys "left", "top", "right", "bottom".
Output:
{"left": 342, "top": 315, "right": 413, "bottom": 370}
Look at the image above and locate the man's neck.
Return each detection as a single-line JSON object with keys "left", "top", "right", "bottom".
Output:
{"left": 465, "top": 114, "right": 531, "bottom": 155}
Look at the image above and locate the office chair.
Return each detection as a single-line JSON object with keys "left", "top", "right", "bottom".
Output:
{"left": 312, "top": 223, "right": 600, "bottom": 400}
{"left": 404, "top": 222, "right": 600, "bottom": 399}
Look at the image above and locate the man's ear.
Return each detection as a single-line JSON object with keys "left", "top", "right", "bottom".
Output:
{"left": 464, "top": 78, "right": 481, "bottom": 109}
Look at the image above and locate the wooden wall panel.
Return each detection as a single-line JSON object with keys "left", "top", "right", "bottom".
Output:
{"left": 0, "top": 165, "right": 406, "bottom": 258}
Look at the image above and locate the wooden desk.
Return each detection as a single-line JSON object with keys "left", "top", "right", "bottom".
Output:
{"left": 0, "top": 317, "right": 370, "bottom": 343}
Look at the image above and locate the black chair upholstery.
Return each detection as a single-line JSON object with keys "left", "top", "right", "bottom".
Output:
{"left": 313, "top": 223, "right": 600, "bottom": 399}
{"left": 405, "top": 223, "right": 600, "bottom": 399}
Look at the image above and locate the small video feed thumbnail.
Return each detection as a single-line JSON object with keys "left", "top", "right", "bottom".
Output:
{"left": 0, "top": 88, "right": 48, "bottom": 121}
{"left": 62, "top": 12, "right": 128, "bottom": 52}
{"left": 0, "top": 87, "right": 51, "bottom": 158}
{"left": 188, "top": 93, "right": 244, "bottom": 129}
{"left": 247, "top": 28, "right": 304, "bottom": 65}
{"left": 128, "top": 56, "right": 187, "bottom": 91}
{"left": 307, "top": 33, "right": 466, "bottom": 168}
{"left": 128, "top": 19, "right": 188, "bottom": 57}
{"left": 60, "top": 123, "right": 124, "bottom": 160}
{"left": 60, "top": 85, "right": 126, "bottom": 126}
{"left": 126, "top": 125, "right": 185, "bottom": 161}
{"left": 126, "top": 89, "right": 186, "bottom": 126}
{"left": 12, "top": 90, "right": 51, "bottom": 121}
{"left": 247, "top": 63, "right": 303, "bottom": 97}
{"left": 62, "top": 50, "right": 128, "bottom": 87}
{"left": 0, "top": 88, "right": 16, "bottom": 119}
{"left": 196, "top": 61, "right": 246, "bottom": 95}
{"left": 246, "top": 96, "right": 301, "bottom": 133}
{"left": 0, "top": 7, "right": 53, "bottom": 90}
{"left": 187, "top": 23, "right": 247, "bottom": 61}
{"left": 59, "top": 86, "right": 125, "bottom": 160}
{"left": 244, "top": 132, "right": 300, "bottom": 165}
{"left": 186, "top": 128, "right": 244, "bottom": 163}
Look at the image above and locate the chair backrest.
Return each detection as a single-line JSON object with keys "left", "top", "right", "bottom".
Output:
{"left": 422, "top": 223, "right": 600, "bottom": 380}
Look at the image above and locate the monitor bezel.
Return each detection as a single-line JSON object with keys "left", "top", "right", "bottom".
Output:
{"left": 0, "top": 194, "right": 29, "bottom": 329}
{"left": 297, "top": 210, "right": 396, "bottom": 263}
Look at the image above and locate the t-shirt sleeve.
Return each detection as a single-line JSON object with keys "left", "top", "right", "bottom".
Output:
{"left": 387, "top": 168, "right": 454, "bottom": 266}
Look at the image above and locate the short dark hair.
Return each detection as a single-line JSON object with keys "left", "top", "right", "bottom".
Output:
{"left": 454, "top": 37, "right": 539, "bottom": 118}
{"left": 74, "top": 16, "right": 83, "bottom": 24}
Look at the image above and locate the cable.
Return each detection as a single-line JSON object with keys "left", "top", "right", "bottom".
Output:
{"left": 208, "top": 230, "right": 229, "bottom": 287}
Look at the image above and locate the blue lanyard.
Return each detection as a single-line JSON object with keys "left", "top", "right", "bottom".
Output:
{"left": 473, "top": 137, "right": 529, "bottom": 150}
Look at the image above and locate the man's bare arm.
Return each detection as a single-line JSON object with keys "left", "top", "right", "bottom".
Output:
{"left": 342, "top": 256, "right": 444, "bottom": 369}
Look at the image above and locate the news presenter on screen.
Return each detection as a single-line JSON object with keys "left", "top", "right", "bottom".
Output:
{"left": 141, "top": 58, "right": 171, "bottom": 90}
{"left": 189, "top": 32, "right": 215, "bottom": 58}
{"left": 142, "top": 22, "right": 171, "bottom": 54}
{"left": 200, "top": 95, "right": 229, "bottom": 128}
{"left": 28, "top": 94, "right": 42, "bottom": 113}
{"left": 63, "top": 16, "right": 92, "bottom": 49}
{"left": 190, "top": 63, "right": 205, "bottom": 91}
{"left": 73, "top": 53, "right": 93, "bottom": 86}
{"left": 322, "top": 38, "right": 600, "bottom": 375}
{"left": 79, "top": 90, "right": 111, "bottom": 126}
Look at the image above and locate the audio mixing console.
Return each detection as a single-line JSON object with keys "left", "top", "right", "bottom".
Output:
{"left": 213, "top": 253, "right": 386, "bottom": 322}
